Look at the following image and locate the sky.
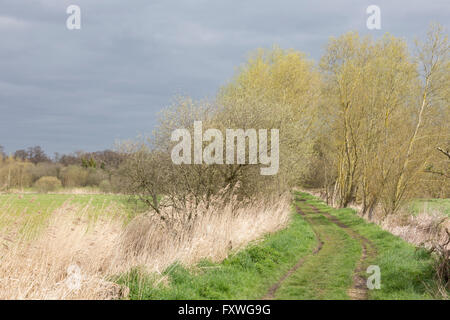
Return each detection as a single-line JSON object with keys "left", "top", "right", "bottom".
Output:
{"left": 0, "top": 0, "right": 448, "bottom": 156}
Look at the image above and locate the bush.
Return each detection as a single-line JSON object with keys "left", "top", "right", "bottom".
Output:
{"left": 59, "top": 165, "right": 88, "bottom": 187}
{"left": 86, "top": 168, "right": 107, "bottom": 187}
{"left": 99, "top": 179, "right": 112, "bottom": 193}
{"left": 30, "top": 162, "right": 61, "bottom": 183}
{"left": 34, "top": 176, "right": 62, "bottom": 193}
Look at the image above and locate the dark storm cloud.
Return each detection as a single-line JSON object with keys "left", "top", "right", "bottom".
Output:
{"left": 0, "top": 0, "right": 448, "bottom": 155}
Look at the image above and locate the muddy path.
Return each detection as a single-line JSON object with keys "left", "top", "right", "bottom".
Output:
{"left": 264, "top": 196, "right": 377, "bottom": 300}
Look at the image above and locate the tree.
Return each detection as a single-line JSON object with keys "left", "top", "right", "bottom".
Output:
{"left": 320, "top": 32, "right": 417, "bottom": 210}
{"left": 389, "top": 24, "right": 449, "bottom": 213}
{"left": 27, "top": 146, "right": 49, "bottom": 164}
{"left": 318, "top": 26, "right": 449, "bottom": 216}
{"left": 217, "top": 46, "right": 321, "bottom": 192}
{"left": 14, "top": 149, "right": 28, "bottom": 161}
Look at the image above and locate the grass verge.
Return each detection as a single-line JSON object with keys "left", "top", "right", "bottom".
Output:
{"left": 115, "top": 204, "right": 316, "bottom": 299}
{"left": 117, "top": 192, "right": 446, "bottom": 300}
{"left": 295, "top": 192, "right": 441, "bottom": 299}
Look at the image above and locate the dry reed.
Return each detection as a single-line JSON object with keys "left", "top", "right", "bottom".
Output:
{"left": 0, "top": 193, "right": 291, "bottom": 299}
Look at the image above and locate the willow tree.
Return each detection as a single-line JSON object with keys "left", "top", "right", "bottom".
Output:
{"left": 320, "top": 25, "right": 448, "bottom": 215}
{"left": 320, "top": 32, "right": 416, "bottom": 210}
{"left": 217, "top": 46, "right": 321, "bottom": 192}
{"left": 388, "top": 24, "right": 450, "bottom": 214}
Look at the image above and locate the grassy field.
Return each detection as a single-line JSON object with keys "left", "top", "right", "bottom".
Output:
{"left": 117, "top": 192, "right": 442, "bottom": 300}
{"left": 0, "top": 191, "right": 445, "bottom": 299}
{"left": 0, "top": 193, "right": 138, "bottom": 239}
{"left": 115, "top": 208, "right": 317, "bottom": 299}
{"left": 0, "top": 193, "right": 129, "bottom": 214}
{"left": 406, "top": 198, "right": 450, "bottom": 216}
{"left": 0, "top": 191, "right": 293, "bottom": 299}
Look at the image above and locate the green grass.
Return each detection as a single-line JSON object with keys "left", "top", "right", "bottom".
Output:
{"left": 275, "top": 206, "right": 360, "bottom": 299}
{"left": 115, "top": 206, "right": 317, "bottom": 299}
{"left": 406, "top": 198, "right": 450, "bottom": 216}
{"left": 295, "top": 192, "right": 439, "bottom": 299}
{"left": 2, "top": 191, "right": 442, "bottom": 299}
{"left": 0, "top": 193, "right": 139, "bottom": 238}
{"left": 0, "top": 193, "right": 127, "bottom": 213}
{"left": 116, "top": 192, "right": 444, "bottom": 300}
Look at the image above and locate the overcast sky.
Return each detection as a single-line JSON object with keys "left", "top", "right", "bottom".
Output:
{"left": 0, "top": 0, "right": 448, "bottom": 155}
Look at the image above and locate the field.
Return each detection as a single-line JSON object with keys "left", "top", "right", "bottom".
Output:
{"left": 120, "top": 192, "right": 440, "bottom": 300}
{"left": 0, "top": 193, "right": 137, "bottom": 239}
{"left": 0, "top": 191, "right": 446, "bottom": 300}
{"left": 0, "top": 193, "right": 129, "bottom": 216}
{"left": 1, "top": 7, "right": 448, "bottom": 304}
{"left": 0, "top": 191, "right": 292, "bottom": 299}
{"left": 406, "top": 199, "right": 450, "bottom": 217}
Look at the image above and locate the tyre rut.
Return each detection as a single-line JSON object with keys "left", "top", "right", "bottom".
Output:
{"left": 262, "top": 205, "right": 323, "bottom": 299}
{"left": 306, "top": 203, "right": 377, "bottom": 300}
{"left": 263, "top": 196, "right": 377, "bottom": 300}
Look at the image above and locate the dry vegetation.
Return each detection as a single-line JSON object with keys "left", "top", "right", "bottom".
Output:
{"left": 0, "top": 192, "right": 290, "bottom": 299}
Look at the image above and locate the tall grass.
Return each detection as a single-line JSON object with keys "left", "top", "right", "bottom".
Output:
{"left": 0, "top": 193, "right": 291, "bottom": 299}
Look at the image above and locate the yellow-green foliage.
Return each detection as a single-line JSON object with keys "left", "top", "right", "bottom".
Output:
{"left": 0, "top": 156, "right": 33, "bottom": 190}
{"left": 217, "top": 46, "right": 321, "bottom": 189}
{"left": 33, "top": 176, "right": 62, "bottom": 193}
{"left": 59, "top": 165, "right": 89, "bottom": 187}
{"left": 122, "top": 26, "right": 448, "bottom": 216}
{"left": 29, "top": 162, "right": 61, "bottom": 183}
{"left": 317, "top": 26, "right": 449, "bottom": 214}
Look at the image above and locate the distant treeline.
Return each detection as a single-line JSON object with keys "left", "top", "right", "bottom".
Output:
{"left": 0, "top": 145, "right": 124, "bottom": 192}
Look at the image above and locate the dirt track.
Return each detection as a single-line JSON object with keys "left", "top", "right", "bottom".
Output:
{"left": 264, "top": 196, "right": 377, "bottom": 300}
{"left": 262, "top": 205, "right": 324, "bottom": 299}
{"left": 307, "top": 203, "right": 377, "bottom": 299}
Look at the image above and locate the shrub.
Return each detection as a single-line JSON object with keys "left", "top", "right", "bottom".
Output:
{"left": 86, "top": 168, "right": 107, "bottom": 187}
{"left": 30, "top": 163, "right": 61, "bottom": 183}
{"left": 34, "top": 176, "right": 62, "bottom": 193}
{"left": 59, "top": 165, "right": 88, "bottom": 187}
{"left": 99, "top": 179, "right": 112, "bottom": 193}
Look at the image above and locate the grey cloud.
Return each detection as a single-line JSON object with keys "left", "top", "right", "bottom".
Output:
{"left": 0, "top": 0, "right": 448, "bottom": 155}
